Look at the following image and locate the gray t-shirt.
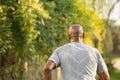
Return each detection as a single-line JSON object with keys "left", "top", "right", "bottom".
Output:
{"left": 49, "top": 42, "right": 108, "bottom": 80}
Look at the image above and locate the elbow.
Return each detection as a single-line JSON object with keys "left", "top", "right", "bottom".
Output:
{"left": 43, "top": 67, "right": 52, "bottom": 80}
{"left": 105, "top": 76, "right": 110, "bottom": 80}
{"left": 97, "top": 71, "right": 110, "bottom": 80}
{"left": 106, "top": 71, "right": 110, "bottom": 80}
{"left": 43, "top": 67, "right": 52, "bottom": 73}
{"left": 107, "top": 74, "right": 110, "bottom": 80}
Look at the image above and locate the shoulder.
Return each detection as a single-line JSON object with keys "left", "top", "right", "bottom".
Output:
{"left": 82, "top": 43, "right": 97, "bottom": 51}
{"left": 54, "top": 43, "right": 71, "bottom": 52}
{"left": 83, "top": 43, "right": 101, "bottom": 55}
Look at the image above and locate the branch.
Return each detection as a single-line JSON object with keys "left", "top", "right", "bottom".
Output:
{"left": 92, "top": 0, "right": 96, "bottom": 11}
{"left": 106, "top": 0, "right": 120, "bottom": 26}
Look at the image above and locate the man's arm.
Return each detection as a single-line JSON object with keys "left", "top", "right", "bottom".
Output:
{"left": 43, "top": 60, "right": 56, "bottom": 80}
{"left": 97, "top": 70, "right": 110, "bottom": 80}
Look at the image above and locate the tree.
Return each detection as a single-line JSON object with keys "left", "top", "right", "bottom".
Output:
{"left": 82, "top": 0, "right": 120, "bottom": 54}
{"left": 0, "top": 0, "right": 49, "bottom": 80}
{"left": 0, "top": 0, "right": 107, "bottom": 80}
{"left": 42, "top": 0, "right": 106, "bottom": 53}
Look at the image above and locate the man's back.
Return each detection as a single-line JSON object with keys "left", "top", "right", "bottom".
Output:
{"left": 49, "top": 42, "right": 107, "bottom": 80}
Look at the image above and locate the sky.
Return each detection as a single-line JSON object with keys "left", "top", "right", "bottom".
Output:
{"left": 110, "top": 1, "right": 120, "bottom": 25}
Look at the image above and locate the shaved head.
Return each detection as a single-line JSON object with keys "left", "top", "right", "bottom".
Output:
{"left": 68, "top": 24, "right": 84, "bottom": 42}
{"left": 69, "top": 24, "right": 84, "bottom": 37}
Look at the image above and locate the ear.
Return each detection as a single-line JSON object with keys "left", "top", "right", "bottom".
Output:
{"left": 80, "top": 33, "right": 84, "bottom": 39}
{"left": 83, "top": 33, "right": 85, "bottom": 39}
{"left": 68, "top": 34, "right": 71, "bottom": 40}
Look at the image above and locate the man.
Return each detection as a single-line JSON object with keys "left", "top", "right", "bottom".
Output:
{"left": 43, "top": 24, "right": 110, "bottom": 80}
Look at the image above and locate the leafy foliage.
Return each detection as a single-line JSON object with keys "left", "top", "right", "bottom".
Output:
{"left": 0, "top": 0, "right": 49, "bottom": 80}
{"left": 0, "top": 0, "right": 110, "bottom": 80}
{"left": 41, "top": 0, "right": 106, "bottom": 54}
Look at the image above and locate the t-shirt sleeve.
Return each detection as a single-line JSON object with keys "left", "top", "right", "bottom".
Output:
{"left": 48, "top": 49, "right": 61, "bottom": 67}
{"left": 96, "top": 50, "right": 108, "bottom": 73}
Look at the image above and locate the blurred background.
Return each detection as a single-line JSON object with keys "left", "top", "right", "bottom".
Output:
{"left": 0, "top": 0, "right": 120, "bottom": 80}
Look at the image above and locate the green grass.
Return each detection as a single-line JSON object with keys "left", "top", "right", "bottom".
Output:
{"left": 110, "top": 69, "right": 120, "bottom": 80}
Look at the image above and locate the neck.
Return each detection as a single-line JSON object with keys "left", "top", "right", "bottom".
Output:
{"left": 70, "top": 38, "right": 83, "bottom": 42}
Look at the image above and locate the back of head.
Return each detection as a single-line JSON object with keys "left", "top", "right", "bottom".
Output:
{"left": 68, "top": 24, "right": 84, "bottom": 41}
